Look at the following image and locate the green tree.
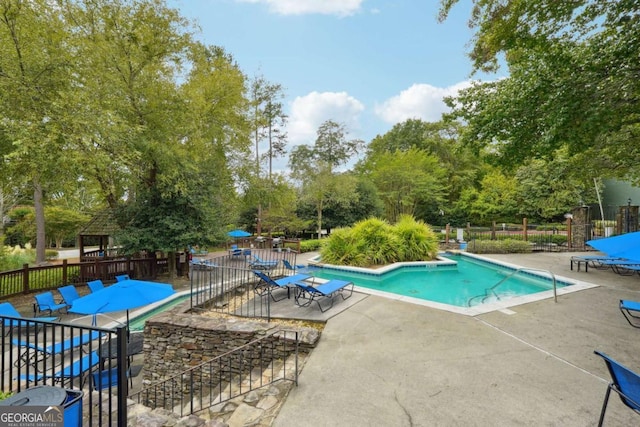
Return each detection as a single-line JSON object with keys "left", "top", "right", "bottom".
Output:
{"left": 464, "top": 169, "right": 518, "bottom": 224}
{"left": 289, "top": 121, "right": 363, "bottom": 237}
{"left": 45, "top": 207, "right": 90, "bottom": 249}
{"left": 363, "top": 148, "right": 447, "bottom": 223}
{"left": 440, "top": 1, "right": 640, "bottom": 180}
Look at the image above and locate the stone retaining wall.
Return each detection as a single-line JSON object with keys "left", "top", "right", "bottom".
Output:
{"left": 140, "top": 303, "right": 320, "bottom": 390}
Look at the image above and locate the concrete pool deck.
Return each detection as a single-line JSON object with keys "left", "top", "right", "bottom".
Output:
{"left": 273, "top": 251, "right": 640, "bottom": 426}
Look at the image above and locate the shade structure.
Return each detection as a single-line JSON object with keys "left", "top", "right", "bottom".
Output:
{"left": 586, "top": 231, "right": 640, "bottom": 261}
{"left": 228, "top": 229, "right": 251, "bottom": 238}
{"left": 69, "top": 280, "right": 175, "bottom": 326}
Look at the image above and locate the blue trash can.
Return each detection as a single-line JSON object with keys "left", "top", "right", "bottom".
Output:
{"left": 0, "top": 385, "right": 82, "bottom": 427}
{"left": 459, "top": 242, "right": 467, "bottom": 250}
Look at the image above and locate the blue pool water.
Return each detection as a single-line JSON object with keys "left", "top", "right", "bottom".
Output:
{"left": 129, "top": 294, "right": 190, "bottom": 331}
{"left": 310, "top": 254, "right": 567, "bottom": 307}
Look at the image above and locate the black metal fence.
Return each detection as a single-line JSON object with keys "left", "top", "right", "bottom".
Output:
{"left": 189, "top": 249, "right": 303, "bottom": 321}
{"left": 130, "top": 329, "right": 299, "bottom": 417}
{"left": 1, "top": 316, "right": 130, "bottom": 426}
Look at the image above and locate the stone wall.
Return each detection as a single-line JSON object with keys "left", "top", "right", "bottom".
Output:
{"left": 140, "top": 303, "right": 320, "bottom": 390}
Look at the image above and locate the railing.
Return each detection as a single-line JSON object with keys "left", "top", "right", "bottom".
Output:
{"left": 189, "top": 249, "right": 303, "bottom": 321}
{"left": 130, "top": 329, "right": 299, "bottom": 417}
{"left": 467, "top": 267, "right": 557, "bottom": 307}
{"left": 0, "top": 257, "right": 166, "bottom": 298}
{"left": 1, "top": 316, "right": 130, "bottom": 426}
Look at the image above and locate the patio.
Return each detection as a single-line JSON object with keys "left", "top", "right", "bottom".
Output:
{"left": 273, "top": 251, "right": 640, "bottom": 426}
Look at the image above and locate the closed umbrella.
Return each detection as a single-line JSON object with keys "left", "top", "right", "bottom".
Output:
{"left": 70, "top": 280, "right": 175, "bottom": 326}
{"left": 586, "top": 231, "right": 640, "bottom": 261}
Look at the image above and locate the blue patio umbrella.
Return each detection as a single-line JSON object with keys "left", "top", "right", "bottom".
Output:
{"left": 586, "top": 231, "right": 640, "bottom": 261}
{"left": 228, "top": 229, "right": 252, "bottom": 238}
{"left": 69, "top": 280, "right": 175, "bottom": 326}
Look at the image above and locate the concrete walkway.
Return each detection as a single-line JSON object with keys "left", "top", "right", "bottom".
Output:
{"left": 274, "top": 252, "right": 640, "bottom": 426}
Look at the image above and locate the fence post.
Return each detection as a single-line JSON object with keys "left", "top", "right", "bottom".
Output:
{"left": 62, "top": 259, "right": 68, "bottom": 284}
{"left": 22, "top": 264, "right": 29, "bottom": 294}
{"left": 445, "top": 223, "right": 450, "bottom": 244}
{"left": 523, "top": 218, "right": 528, "bottom": 241}
{"left": 116, "top": 326, "right": 129, "bottom": 426}
{"left": 567, "top": 218, "right": 573, "bottom": 249}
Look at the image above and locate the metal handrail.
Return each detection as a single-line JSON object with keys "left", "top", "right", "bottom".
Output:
{"left": 468, "top": 267, "right": 557, "bottom": 307}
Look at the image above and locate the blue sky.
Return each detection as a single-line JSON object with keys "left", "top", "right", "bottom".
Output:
{"left": 169, "top": 0, "right": 504, "bottom": 168}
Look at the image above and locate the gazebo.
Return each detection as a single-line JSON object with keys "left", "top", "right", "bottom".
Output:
{"left": 77, "top": 209, "right": 120, "bottom": 261}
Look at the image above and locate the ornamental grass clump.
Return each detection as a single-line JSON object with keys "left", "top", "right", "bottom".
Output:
{"left": 320, "top": 216, "right": 438, "bottom": 267}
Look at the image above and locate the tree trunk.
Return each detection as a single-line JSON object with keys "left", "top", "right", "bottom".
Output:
{"left": 33, "top": 180, "right": 46, "bottom": 264}
{"left": 317, "top": 200, "right": 323, "bottom": 239}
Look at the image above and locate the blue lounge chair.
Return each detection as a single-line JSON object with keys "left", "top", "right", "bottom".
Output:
{"left": 0, "top": 302, "right": 56, "bottom": 336}
{"left": 620, "top": 300, "right": 640, "bottom": 328}
{"left": 594, "top": 350, "right": 640, "bottom": 426}
{"left": 13, "top": 330, "right": 103, "bottom": 367}
{"left": 92, "top": 366, "right": 133, "bottom": 390}
{"left": 293, "top": 279, "right": 354, "bottom": 312}
{"left": 22, "top": 351, "right": 100, "bottom": 387}
{"left": 34, "top": 291, "right": 68, "bottom": 316}
{"left": 58, "top": 285, "right": 81, "bottom": 306}
{"left": 229, "top": 245, "right": 242, "bottom": 259}
{"left": 115, "top": 274, "right": 130, "bottom": 282}
{"left": 282, "top": 259, "right": 310, "bottom": 274}
{"left": 253, "top": 271, "right": 311, "bottom": 301}
{"left": 87, "top": 279, "right": 105, "bottom": 293}
{"left": 249, "top": 254, "right": 278, "bottom": 270}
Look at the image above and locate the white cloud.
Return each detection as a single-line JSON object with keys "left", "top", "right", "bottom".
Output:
{"left": 288, "top": 91, "right": 365, "bottom": 145}
{"left": 375, "top": 81, "right": 474, "bottom": 124}
{"left": 236, "top": 0, "right": 363, "bottom": 17}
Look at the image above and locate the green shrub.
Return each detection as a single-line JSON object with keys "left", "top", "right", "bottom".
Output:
{"left": 528, "top": 234, "right": 567, "bottom": 246}
{"left": 45, "top": 250, "right": 59, "bottom": 261}
{"left": 468, "top": 239, "right": 532, "bottom": 254}
{"left": 320, "top": 216, "right": 439, "bottom": 267}
{"left": 0, "top": 391, "right": 12, "bottom": 401}
{"left": 300, "top": 239, "right": 321, "bottom": 253}
{"left": 535, "top": 224, "right": 567, "bottom": 231}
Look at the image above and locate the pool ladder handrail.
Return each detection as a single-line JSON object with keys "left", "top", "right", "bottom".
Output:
{"left": 467, "top": 267, "right": 557, "bottom": 307}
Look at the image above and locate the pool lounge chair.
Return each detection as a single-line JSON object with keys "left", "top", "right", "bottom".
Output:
{"left": 293, "top": 279, "right": 354, "bottom": 312}
{"left": 115, "top": 274, "right": 130, "bottom": 282}
{"left": 0, "top": 302, "right": 57, "bottom": 337}
{"left": 12, "top": 330, "right": 103, "bottom": 367}
{"left": 594, "top": 350, "right": 640, "bottom": 426}
{"left": 253, "top": 270, "right": 311, "bottom": 301}
{"left": 282, "top": 259, "right": 310, "bottom": 274}
{"left": 249, "top": 255, "right": 278, "bottom": 270}
{"left": 87, "top": 279, "right": 105, "bottom": 293}
{"left": 34, "top": 291, "right": 68, "bottom": 316}
{"left": 620, "top": 300, "right": 640, "bottom": 328}
{"left": 21, "top": 351, "right": 100, "bottom": 387}
{"left": 58, "top": 285, "right": 81, "bottom": 306}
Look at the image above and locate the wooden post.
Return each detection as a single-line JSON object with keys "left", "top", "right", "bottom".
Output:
{"left": 62, "top": 259, "right": 68, "bottom": 284}
{"left": 445, "top": 223, "right": 450, "bottom": 244}
{"left": 22, "top": 264, "right": 29, "bottom": 294}
{"left": 523, "top": 218, "right": 528, "bottom": 241}
{"left": 567, "top": 218, "right": 573, "bottom": 249}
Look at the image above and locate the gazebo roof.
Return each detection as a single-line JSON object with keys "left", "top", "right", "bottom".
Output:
{"left": 79, "top": 209, "right": 120, "bottom": 236}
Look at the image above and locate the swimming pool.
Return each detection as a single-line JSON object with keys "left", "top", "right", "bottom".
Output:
{"left": 308, "top": 253, "right": 585, "bottom": 314}
{"left": 129, "top": 293, "right": 190, "bottom": 331}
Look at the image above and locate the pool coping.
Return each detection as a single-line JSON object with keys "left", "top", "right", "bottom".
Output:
{"left": 307, "top": 251, "right": 600, "bottom": 316}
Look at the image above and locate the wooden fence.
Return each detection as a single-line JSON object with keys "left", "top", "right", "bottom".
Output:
{"left": 0, "top": 256, "right": 168, "bottom": 299}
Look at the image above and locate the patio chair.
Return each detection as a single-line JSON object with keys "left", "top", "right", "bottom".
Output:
{"left": 249, "top": 254, "right": 278, "bottom": 270}
{"left": 12, "top": 330, "right": 103, "bottom": 367}
{"left": 34, "top": 291, "right": 68, "bottom": 316}
{"left": 293, "top": 279, "right": 354, "bottom": 312}
{"left": 253, "top": 270, "right": 311, "bottom": 301}
{"left": 115, "top": 274, "right": 130, "bottom": 282}
{"left": 87, "top": 279, "right": 105, "bottom": 293}
{"left": 594, "top": 350, "right": 640, "bottom": 426}
{"left": 91, "top": 366, "right": 133, "bottom": 390}
{"left": 21, "top": 351, "right": 100, "bottom": 388}
{"left": 0, "top": 302, "right": 56, "bottom": 337}
{"left": 620, "top": 300, "right": 640, "bottom": 328}
{"left": 58, "top": 285, "right": 81, "bottom": 306}
{"left": 229, "top": 244, "right": 242, "bottom": 259}
{"left": 282, "top": 259, "right": 310, "bottom": 274}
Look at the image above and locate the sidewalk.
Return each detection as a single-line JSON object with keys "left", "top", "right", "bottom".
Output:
{"left": 274, "top": 252, "right": 640, "bottom": 426}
